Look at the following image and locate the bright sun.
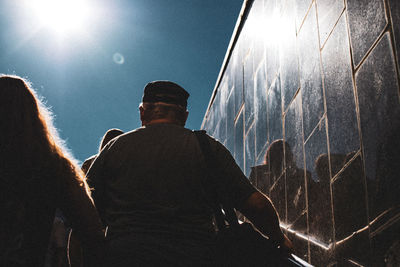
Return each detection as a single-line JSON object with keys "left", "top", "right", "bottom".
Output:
{"left": 25, "top": 0, "right": 91, "bottom": 35}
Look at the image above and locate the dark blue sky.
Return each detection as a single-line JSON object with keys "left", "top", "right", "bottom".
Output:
{"left": 0, "top": 0, "right": 243, "bottom": 162}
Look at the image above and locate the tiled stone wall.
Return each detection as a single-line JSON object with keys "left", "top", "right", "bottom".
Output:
{"left": 201, "top": 0, "right": 400, "bottom": 265}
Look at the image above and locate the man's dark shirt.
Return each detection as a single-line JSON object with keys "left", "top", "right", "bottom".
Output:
{"left": 87, "top": 123, "right": 256, "bottom": 265}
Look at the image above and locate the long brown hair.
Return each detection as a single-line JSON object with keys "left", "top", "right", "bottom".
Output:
{"left": 0, "top": 75, "right": 89, "bottom": 196}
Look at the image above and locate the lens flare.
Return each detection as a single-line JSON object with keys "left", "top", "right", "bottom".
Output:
{"left": 113, "top": 53, "right": 125, "bottom": 65}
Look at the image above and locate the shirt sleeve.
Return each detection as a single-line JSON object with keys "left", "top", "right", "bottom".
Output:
{"left": 207, "top": 135, "right": 257, "bottom": 209}
{"left": 85, "top": 143, "right": 110, "bottom": 223}
{"left": 57, "top": 165, "right": 104, "bottom": 249}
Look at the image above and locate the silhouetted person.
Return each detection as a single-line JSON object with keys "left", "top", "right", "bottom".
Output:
{"left": 248, "top": 140, "right": 289, "bottom": 205}
{"left": 67, "top": 128, "right": 124, "bottom": 267}
{"left": 248, "top": 140, "right": 289, "bottom": 228}
{"left": 249, "top": 139, "right": 308, "bottom": 226}
{"left": 265, "top": 140, "right": 287, "bottom": 181}
{"left": 0, "top": 75, "right": 104, "bottom": 266}
{"left": 87, "top": 81, "right": 292, "bottom": 266}
{"left": 81, "top": 128, "right": 124, "bottom": 174}
{"left": 308, "top": 153, "right": 335, "bottom": 245}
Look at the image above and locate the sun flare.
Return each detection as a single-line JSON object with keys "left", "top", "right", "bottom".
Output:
{"left": 25, "top": 0, "right": 91, "bottom": 35}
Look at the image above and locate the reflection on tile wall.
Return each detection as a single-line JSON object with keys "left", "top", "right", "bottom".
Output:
{"left": 202, "top": 0, "right": 400, "bottom": 265}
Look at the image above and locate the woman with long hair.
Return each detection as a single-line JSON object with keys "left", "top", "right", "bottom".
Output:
{"left": 0, "top": 75, "right": 104, "bottom": 266}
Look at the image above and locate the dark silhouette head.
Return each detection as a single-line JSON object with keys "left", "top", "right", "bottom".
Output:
{"left": 139, "top": 81, "right": 189, "bottom": 126}
{"left": 82, "top": 128, "right": 124, "bottom": 173}
{"left": 264, "top": 139, "right": 294, "bottom": 176}
{"left": 99, "top": 128, "right": 124, "bottom": 152}
{"left": 142, "top": 81, "right": 189, "bottom": 109}
{"left": 314, "top": 154, "right": 330, "bottom": 182}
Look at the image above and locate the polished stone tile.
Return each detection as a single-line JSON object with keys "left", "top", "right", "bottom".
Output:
{"left": 234, "top": 110, "right": 244, "bottom": 171}
{"left": 284, "top": 97, "right": 305, "bottom": 224}
{"left": 240, "top": 16, "right": 252, "bottom": 52}
{"left": 267, "top": 75, "right": 283, "bottom": 143}
{"left": 245, "top": 124, "right": 256, "bottom": 177}
{"left": 205, "top": 105, "right": 215, "bottom": 137}
{"left": 286, "top": 160, "right": 306, "bottom": 225}
{"left": 305, "top": 119, "right": 333, "bottom": 245}
{"left": 334, "top": 225, "right": 371, "bottom": 266}
{"left": 266, "top": 39, "right": 280, "bottom": 91}
{"left": 251, "top": 0, "right": 266, "bottom": 69}
{"left": 212, "top": 90, "right": 221, "bottom": 123}
{"left": 332, "top": 155, "right": 368, "bottom": 241}
{"left": 298, "top": 3, "right": 325, "bottom": 139}
{"left": 254, "top": 62, "right": 268, "bottom": 159}
{"left": 295, "top": 0, "right": 314, "bottom": 32}
{"left": 264, "top": 0, "right": 280, "bottom": 90}
{"left": 213, "top": 121, "right": 222, "bottom": 144}
{"left": 309, "top": 241, "right": 334, "bottom": 267}
{"left": 346, "top": 0, "right": 387, "bottom": 67}
{"left": 355, "top": 33, "right": 400, "bottom": 221}
{"left": 321, "top": 14, "right": 360, "bottom": 177}
{"left": 230, "top": 45, "right": 244, "bottom": 118}
{"left": 280, "top": 0, "right": 300, "bottom": 112}
{"left": 244, "top": 50, "right": 255, "bottom": 130}
{"left": 284, "top": 93, "right": 304, "bottom": 172}
{"left": 305, "top": 118, "right": 328, "bottom": 183}
{"left": 256, "top": 142, "right": 268, "bottom": 166}
{"left": 370, "top": 216, "right": 400, "bottom": 266}
{"left": 269, "top": 174, "right": 286, "bottom": 223}
{"left": 226, "top": 89, "right": 235, "bottom": 154}
{"left": 284, "top": 93, "right": 306, "bottom": 224}
{"left": 202, "top": 122, "right": 210, "bottom": 136}
{"left": 217, "top": 81, "right": 228, "bottom": 144}
{"left": 215, "top": 118, "right": 227, "bottom": 145}
{"left": 316, "top": 0, "right": 344, "bottom": 46}
{"left": 219, "top": 75, "right": 229, "bottom": 101}
{"left": 287, "top": 213, "right": 309, "bottom": 262}
{"left": 211, "top": 93, "right": 221, "bottom": 139}
{"left": 225, "top": 63, "right": 234, "bottom": 96}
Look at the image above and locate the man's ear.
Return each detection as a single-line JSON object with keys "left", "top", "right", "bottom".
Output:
{"left": 139, "top": 106, "right": 145, "bottom": 124}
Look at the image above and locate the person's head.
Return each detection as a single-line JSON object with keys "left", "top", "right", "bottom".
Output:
{"left": 139, "top": 81, "right": 189, "bottom": 126}
{"left": 1, "top": 75, "right": 43, "bottom": 140}
{"left": 99, "top": 128, "right": 124, "bottom": 152}
{"left": 264, "top": 139, "right": 294, "bottom": 176}
{"left": 0, "top": 75, "right": 87, "bottom": 189}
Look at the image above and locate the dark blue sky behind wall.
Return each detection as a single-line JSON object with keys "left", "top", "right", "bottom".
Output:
{"left": 0, "top": 0, "right": 243, "bottom": 162}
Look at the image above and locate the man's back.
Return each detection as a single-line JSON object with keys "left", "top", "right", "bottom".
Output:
{"left": 90, "top": 124, "right": 215, "bottom": 235}
{"left": 88, "top": 123, "right": 252, "bottom": 265}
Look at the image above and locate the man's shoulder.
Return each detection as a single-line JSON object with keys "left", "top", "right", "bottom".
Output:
{"left": 112, "top": 127, "right": 145, "bottom": 140}
{"left": 203, "top": 132, "right": 225, "bottom": 147}
{"left": 84, "top": 154, "right": 97, "bottom": 162}
{"left": 82, "top": 154, "right": 97, "bottom": 167}
{"left": 194, "top": 130, "right": 233, "bottom": 159}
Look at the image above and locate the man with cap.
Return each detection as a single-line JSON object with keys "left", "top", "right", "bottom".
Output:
{"left": 86, "top": 81, "right": 292, "bottom": 266}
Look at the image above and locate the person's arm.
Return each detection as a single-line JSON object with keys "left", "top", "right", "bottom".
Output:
{"left": 58, "top": 171, "right": 105, "bottom": 266}
{"left": 85, "top": 145, "right": 109, "bottom": 224}
{"left": 238, "top": 191, "right": 293, "bottom": 251}
{"left": 207, "top": 136, "right": 293, "bottom": 251}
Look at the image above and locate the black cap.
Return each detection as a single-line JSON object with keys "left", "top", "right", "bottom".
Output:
{"left": 142, "top": 81, "right": 189, "bottom": 108}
